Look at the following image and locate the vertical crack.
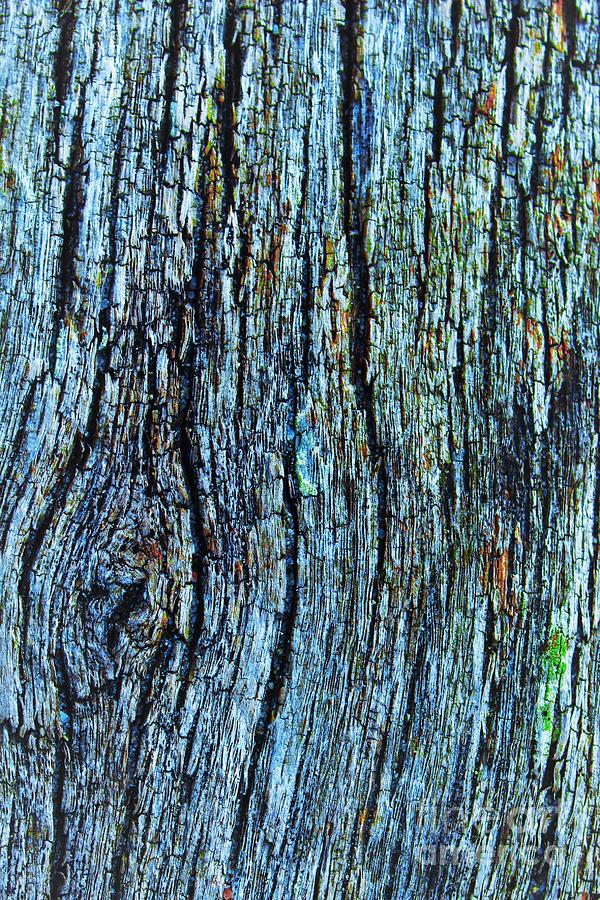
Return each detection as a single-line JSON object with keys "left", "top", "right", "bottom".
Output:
{"left": 17, "top": 432, "right": 85, "bottom": 721}
{"left": 233, "top": 226, "right": 251, "bottom": 430}
{"left": 220, "top": 0, "right": 245, "bottom": 218}
{"left": 561, "top": 0, "right": 576, "bottom": 126}
{"left": 109, "top": 634, "right": 172, "bottom": 900}
{"left": 339, "top": 0, "right": 387, "bottom": 601}
{"left": 501, "top": 1, "right": 520, "bottom": 160}
{"left": 52, "top": 0, "right": 78, "bottom": 160}
{"left": 218, "top": 1, "right": 250, "bottom": 428}
{"left": 339, "top": 2, "right": 389, "bottom": 888}
{"left": 142, "top": 0, "right": 188, "bottom": 490}
{"left": 49, "top": 641, "right": 72, "bottom": 899}
{"left": 432, "top": 71, "right": 445, "bottom": 164}
{"left": 50, "top": 43, "right": 94, "bottom": 375}
{"left": 450, "top": 0, "right": 462, "bottom": 64}
{"left": 227, "top": 352, "right": 301, "bottom": 881}
{"left": 416, "top": 63, "right": 444, "bottom": 348}
{"left": 529, "top": 792, "right": 560, "bottom": 899}
{"left": 295, "top": 120, "right": 313, "bottom": 387}
{"left": 159, "top": 0, "right": 188, "bottom": 169}
{"left": 529, "top": 20, "right": 552, "bottom": 201}
{"left": 587, "top": 394, "right": 599, "bottom": 630}
{"left": 173, "top": 284, "right": 209, "bottom": 715}
{"left": 416, "top": 153, "right": 433, "bottom": 347}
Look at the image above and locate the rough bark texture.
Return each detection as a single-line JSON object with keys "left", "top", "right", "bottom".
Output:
{"left": 0, "top": 0, "right": 599, "bottom": 897}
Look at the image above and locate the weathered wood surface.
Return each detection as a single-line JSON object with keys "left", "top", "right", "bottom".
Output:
{"left": 0, "top": 0, "right": 599, "bottom": 897}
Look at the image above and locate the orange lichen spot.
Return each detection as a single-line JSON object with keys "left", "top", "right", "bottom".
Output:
{"left": 483, "top": 83, "right": 497, "bottom": 120}
{"left": 552, "top": 0, "right": 567, "bottom": 49}
{"left": 550, "top": 145, "right": 565, "bottom": 176}
{"left": 524, "top": 316, "right": 543, "bottom": 352}
{"left": 494, "top": 548, "right": 509, "bottom": 610}
{"left": 223, "top": 888, "right": 233, "bottom": 900}
{"left": 324, "top": 236, "right": 336, "bottom": 273}
{"left": 142, "top": 540, "right": 163, "bottom": 563}
{"left": 550, "top": 333, "right": 571, "bottom": 365}
{"left": 475, "top": 84, "right": 497, "bottom": 123}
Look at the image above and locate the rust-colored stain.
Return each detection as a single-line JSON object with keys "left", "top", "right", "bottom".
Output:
{"left": 142, "top": 540, "right": 163, "bottom": 564}
{"left": 482, "top": 536, "right": 516, "bottom": 617}
{"left": 550, "top": 144, "right": 565, "bottom": 176}
{"left": 482, "top": 83, "right": 497, "bottom": 121}
{"left": 494, "top": 548, "right": 509, "bottom": 608}
{"left": 552, "top": 0, "right": 567, "bottom": 49}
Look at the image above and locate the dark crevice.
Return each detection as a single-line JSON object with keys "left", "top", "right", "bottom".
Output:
{"left": 17, "top": 430, "right": 85, "bottom": 709}
{"left": 416, "top": 154, "right": 433, "bottom": 347}
{"left": 361, "top": 720, "right": 391, "bottom": 849}
{"left": 562, "top": 0, "right": 577, "bottom": 126}
{"left": 49, "top": 641, "right": 72, "bottom": 899}
{"left": 529, "top": 22, "right": 552, "bottom": 201}
{"left": 340, "top": 0, "right": 387, "bottom": 621}
{"left": 300, "top": 230, "right": 313, "bottom": 388}
{"left": 432, "top": 72, "right": 445, "bottom": 163}
{"left": 395, "top": 612, "right": 424, "bottom": 788}
{"left": 529, "top": 793, "right": 560, "bottom": 898}
{"left": 383, "top": 608, "right": 427, "bottom": 897}
{"left": 450, "top": 0, "right": 462, "bottom": 64}
{"left": 0, "top": 377, "right": 40, "bottom": 529}
{"left": 185, "top": 866, "right": 198, "bottom": 900}
{"left": 452, "top": 310, "right": 466, "bottom": 401}
{"left": 173, "top": 288, "right": 209, "bottom": 715}
{"left": 106, "top": 581, "right": 148, "bottom": 654}
{"left": 501, "top": 2, "right": 520, "bottom": 160}
{"left": 339, "top": 31, "right": 389, "bottom": 888}
{"left": 233, "top": 222, "right": 251, "bottom": 431}
{"left": 517, "top": 182, "right": 528, "bottom": 295}
{"left": 310, "top": 837, "right": 328, "bottom": 900}
{"left": 52, "top": 0, "right": 78, "bottom": 159}
{"left": 219, "top": 2, "right": 249, "bottom": 428}
{"left": 181, "top": 702, "right": 205, "bottom": 801}
{"left": 588, "top": 395, "right": 599, "bottom": 629}
{"left": 340, "top": 801, "right": 364, "bottom": 898}
{"left": 171, "top": 143, "right": 214, "bottom": 717}
{"left": 220, "top": 0, "right": 246, "bottom": 217}
{"left": 296, "top": 121, "right": 313, "bottom": 386}
{"left": 110, "top": 636, "right": 172, "bottom": 900}
{"left": 50, "top": 87, "right": 88, "bottom": 376}
{"left": 229, "top": 329, "right": 302, "bottom": 879}
{"left": 141, "top": 2, "right": 188, "bottom": 491}
{"left": 227, "top": 354, "right": 301, "bottom": 882}
{"left": 141, "top": 314, "right": 159, "bottom": 492}
{"left": 159, "top": 0, "right": 188, "bottom": 169}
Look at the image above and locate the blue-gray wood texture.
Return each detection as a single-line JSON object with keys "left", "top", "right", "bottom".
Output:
{"left": 0, "top": 0, "right": 599, "bottom": 897}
